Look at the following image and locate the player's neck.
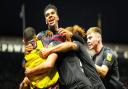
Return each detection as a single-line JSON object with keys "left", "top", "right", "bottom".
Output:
{"left": 95, "top": 43, "right": 103, "bottom": 54}
{"left": 48, "top": 24, "right": 58, "bottom": 34}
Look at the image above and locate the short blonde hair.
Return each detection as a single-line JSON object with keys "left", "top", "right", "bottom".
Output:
{"left": 86, "top": 27, "right": 101, "bottom": 36}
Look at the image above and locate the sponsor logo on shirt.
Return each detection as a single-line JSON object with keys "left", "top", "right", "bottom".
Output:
{"left": 106, "top": 53, "right": 112, "bottom": 61}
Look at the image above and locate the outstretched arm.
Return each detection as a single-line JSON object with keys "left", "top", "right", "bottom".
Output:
{"left": 25, "top": 53, "right": 58, "bottom": 78}
{"left": 40, "top": 42, "right": 78, "bottom": 59}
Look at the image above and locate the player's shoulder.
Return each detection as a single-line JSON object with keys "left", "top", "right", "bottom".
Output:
{"left": 37, "top": 30, "right": 48, "bottom": 39}
{"left": 103, "top": 46, "right": 113, "bottom": 53}
{"left": 103, "top": 46, "right": 117, "bottom": 58}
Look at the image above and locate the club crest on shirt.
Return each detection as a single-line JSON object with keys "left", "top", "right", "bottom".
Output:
{"left": 106, "top": 53, "right": 112, "bottom": 61}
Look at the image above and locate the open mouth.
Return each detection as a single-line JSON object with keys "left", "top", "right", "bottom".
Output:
{"left": 48, "top": 17, "right": 55, "bottom": 25}
{"left": 88, "top": 43, "right": 92, "bottom": 48}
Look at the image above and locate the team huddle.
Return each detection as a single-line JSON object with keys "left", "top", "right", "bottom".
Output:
{"left": 19, "top": 4, "right": 126, "bottom": 89}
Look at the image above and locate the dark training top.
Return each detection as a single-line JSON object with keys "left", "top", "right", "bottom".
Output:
{"left": 74, "top": 41, "right": 106, "bottom": 89}
{"left": 57, "top": 50, "right": 92, "bottom": 88}
{"left": 93, "top": 46, "right": 126, "bottom": 89}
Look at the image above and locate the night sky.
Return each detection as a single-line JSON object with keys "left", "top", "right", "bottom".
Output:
{"left": 0, "top": 0, "right": 128, "bottom": 44}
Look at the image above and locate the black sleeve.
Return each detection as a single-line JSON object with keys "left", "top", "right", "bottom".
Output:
{"left": 73, "top": 41, "right": 96, "bottom": 68}
{"left": 73, "top": 41, "right": 90, "bottom": 59}
{"left": 102, "top": 50, "right": 115, "bottom": 69}
{"left": 72, "top": 33, "right": 85, "bottom": 44}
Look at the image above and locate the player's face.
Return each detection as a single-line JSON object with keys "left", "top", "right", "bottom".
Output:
{"left": 28, "top": 39, "right": 37, "bottom": 49}
{"left": 87, "top": 33, "right": 99, "bottom": 50}
{"left": 24, "top": 38, "right": 37, "bottom": 49}
{"left": 45, "top": 9, "right": 59, "bottom": 27}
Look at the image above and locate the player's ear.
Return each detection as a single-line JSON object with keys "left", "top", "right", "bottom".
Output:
{"left": 45, "top": 19, "right": 48, "bottom": 24}
{"left": 56, "top": 15, "right": 59, "bottom": 21}
{"left": 97, "top": 34, "right": 102, "bottom": 42}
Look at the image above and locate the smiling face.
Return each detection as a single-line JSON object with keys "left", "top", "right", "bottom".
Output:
{"left": 44, "top": 9, "right": 59, "bottom": 30}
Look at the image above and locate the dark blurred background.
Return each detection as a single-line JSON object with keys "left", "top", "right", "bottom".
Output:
{"left": 0, "top": 0, "right": 128, "bottom": 89}
{"left": 1, "top": 0, "right": 128, "bottom": 44}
